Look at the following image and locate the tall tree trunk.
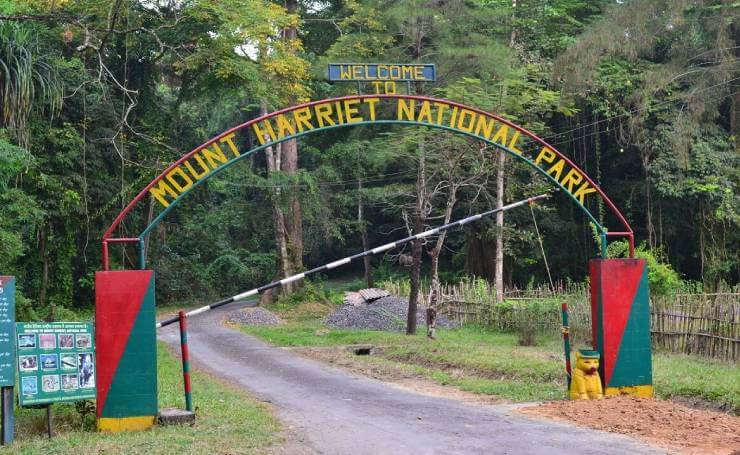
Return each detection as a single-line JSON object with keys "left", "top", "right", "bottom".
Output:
{"left": 279, "top": 0, "right": 304, "bottom": 292}
{"left": 495, "top": 151, "right": 505, "bottom": 304}
{"left": 407, "top": 144, "right": 426, "bottom": 335}
{"left": 280, "top": 138, "right": 303, "bottom": 293}
{"left": 643, "top": 152, "right": 656, "bottom": 249}
{"left": 261, "top": 100, "right": 293, "bottom": 304}
{"left": 494, "top": 0, "right": 517, "bottom": 305}
{"left": 427, "top": 187, "right": 456, "bottom": 339}
{"left": 358, "top": 177, "right": 373, "bottom": 287}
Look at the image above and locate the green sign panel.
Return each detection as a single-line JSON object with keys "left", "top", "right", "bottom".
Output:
{"left": 16, "top": 322, "right": 95, "bottom": 406}
{"left": 0, "top": 277, "right": 15, "bottom": 387}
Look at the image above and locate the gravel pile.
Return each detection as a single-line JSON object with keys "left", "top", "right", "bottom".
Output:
{"left": 326, "top": 295, "right": 458, "bottom": 332}
{"left": 228, "top": 307, "right": 283, "bottom": 326}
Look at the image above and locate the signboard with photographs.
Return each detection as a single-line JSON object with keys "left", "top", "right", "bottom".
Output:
{"left": 15, "top": 322, "right": 95, "bottom": 406}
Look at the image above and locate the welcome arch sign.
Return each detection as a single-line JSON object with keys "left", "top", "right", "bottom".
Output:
{"left": 101, "top": 94, "right": 635, "bottom": 271}
{"left": 95, "top": 92, "right": 652, "bottom": 432}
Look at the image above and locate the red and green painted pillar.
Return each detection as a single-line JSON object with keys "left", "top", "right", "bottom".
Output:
{"left": 95, "top": 270, "right": 158, "bottom": 431}
{"left": 590, "top": 259, "right": 653, "bottom": 397}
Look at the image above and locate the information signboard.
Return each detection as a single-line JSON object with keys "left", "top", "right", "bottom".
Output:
{"left": 16, "top": 322, "right": 95, "bottom": 406}
{"left": 328, "top": 63, "right": 436, "bottom": 82}
{"left": 0, "top": 278, "right": 15, "bottom": 387}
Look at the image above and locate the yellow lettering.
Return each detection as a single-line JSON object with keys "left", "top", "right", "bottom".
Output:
{"left": 474, "top": 115, "right": 495, "bottom": 139}
{"left": 414, "top": 66, "right": 424, "bottom": 80}
{"left": 335, "top": 101, "right": 345, "bottom": 123}
{"left": 546, "top": 159, "right": 565, "bottom": 181}
{"left": 293, "top": 107, "right": 314, "bottom": 132}
{"left": 574, "top": 181, "right": 598, "bottom": 204}
{"left": 184, "top": 155, "right": 210, "bottom": 180}
{"left": 201, "top": 143, "right": 228, "bottom": 169}
{"left": 378, "top": 65, "right": 388, "bottom": 79}
{"left": 315, "top": 103, "right": 335, "bottom": 127}
{"left": 252, "top": 120, "right": 276, "bottom": 145}
{"left": 219, "top": 133, "right": 241, "bottom": 157}
{"left": 384, "top": 81, "right": 397, "bottom": 94}
{"left": 457, "top": 109, "right": 476, "bottom": 133}
{"left": 508, "top": 130, "right": 523, "bottom": 154}
{"left": 561, "top": 169, "right": 584, "bottom": 193}
{"left": 449, "top": 106, "right": 459, "bottom": 128}
{"left": 492, "top": 125, "right": 509, "bottom": 145}
{"left": 434, "top": 102, "right": 448, "bottom": 125}
{"left": 344, "top": 99, "right": 363, "bottom": 123}
{"left": 402, "top": 65, "right": 414, "bottom": 79}
{"left": 149, "top": 179, "right": 178, "bottom": 207}
{"left": 364, "top": 97, "right": 379, "bottom": 121}
{"left": 352, "top": 65, "right": 363, "bottom": 79}
{"left": 372, "top": 81, "right": 383, "bottom": 94}
{"left": 535, "top": 147, "right": 557, "bottom": 165}
{"left": 417, "top": 101, "right": 433, "bottom": 123}
{"left": 166, "top": 167, "right": 193, "bottom": 193}
{"left": 276, "top": 114, "right": 296, "bottom": 138}
{"left": 340, "top": 65, "right": 351, "bottom": 80}
{"left": 390, "top": 65, "right": 401, "bottom": 79}
{"left": 398, "top": 99, "right": 415, "bottom": 121}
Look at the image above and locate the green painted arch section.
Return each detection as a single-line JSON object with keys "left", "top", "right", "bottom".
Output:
{"left": 136, "top": 119, "right": 606, "bottom": 268}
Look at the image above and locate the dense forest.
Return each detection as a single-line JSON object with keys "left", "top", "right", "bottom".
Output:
{"left": 0, "top": 0, "right": 737, "bottom": 321}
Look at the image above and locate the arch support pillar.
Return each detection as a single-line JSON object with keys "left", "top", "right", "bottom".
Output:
{"left": 590, "top": 259, "right": 653, "bottom": 397}
{"left": 95, "top": 270, "right": 158, "bottom": 431}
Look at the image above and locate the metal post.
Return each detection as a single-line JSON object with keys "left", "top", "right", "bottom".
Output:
{"left": 600, "top": 232, "right": 608, "bottom": 259}
{"left": 138, "top": 238, "right": 146, "bottom": 270}
{"left": 46, "top": 404, "right": 53, "bottom": 438}
{"left": 561, "top": 303, "right": 572, "bottom": 391}
{"left": 1, "top": 387, "right": 13, "bottom": 444}
{"left": 178, "top": 311, "right": 193, "bottom": 412}
{"left": 102, "top": 241, "right": 109, "bottom": 271}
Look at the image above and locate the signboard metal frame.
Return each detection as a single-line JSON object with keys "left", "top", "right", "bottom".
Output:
{"left": 0, "top": 277, "right": 15, "bottom": 445}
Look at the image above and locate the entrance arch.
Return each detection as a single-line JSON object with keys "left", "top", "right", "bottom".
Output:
{"left": 101, "top": 94, "right": 633, "bottom": 270}
{"left": 95, "top": 95, "right": 654, "bottom": 432}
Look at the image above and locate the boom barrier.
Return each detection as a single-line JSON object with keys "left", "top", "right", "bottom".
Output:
{"left": 156, "top": 193, "right": 550, "bottom": 328}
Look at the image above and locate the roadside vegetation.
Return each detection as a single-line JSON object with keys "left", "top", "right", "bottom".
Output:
{"left": 10, "top": 342, "right": 280, "bottom": 454}
{"left": 240, "top": 282, "right": 739, "bottom": 414}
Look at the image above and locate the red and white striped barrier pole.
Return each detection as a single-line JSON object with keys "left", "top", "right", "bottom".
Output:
{"left": 157, "top": 192, "right": 551, "bottom": 328}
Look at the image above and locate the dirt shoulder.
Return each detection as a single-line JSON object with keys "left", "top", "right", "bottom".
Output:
{"left": 519, "top": 396, "right": 740, "bottom": 455}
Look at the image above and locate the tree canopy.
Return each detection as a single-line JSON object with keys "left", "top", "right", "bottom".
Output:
{"left": 0, "top": 0, "right": 736, "bottom": 320}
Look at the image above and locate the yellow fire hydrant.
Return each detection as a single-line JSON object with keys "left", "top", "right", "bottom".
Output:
{"left": 569, "top": 350, "right": 604, "bottom": 400}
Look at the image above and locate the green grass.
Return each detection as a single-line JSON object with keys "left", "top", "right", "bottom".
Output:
{"left": 242, "top": 301, "right": 740, "bottom": 411}
{"left": 653, "top": 353, "right": 739, "bottom": 412}
{"left": 10, "top": 342, "right": 280, "bottom": 454}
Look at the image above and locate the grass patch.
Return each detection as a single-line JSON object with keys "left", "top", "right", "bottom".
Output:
{"left": 242, "top": 305, "right": 740, "bottom": 410}
{"left": 653, "top": 353, "right": 739, "bottom": 413}
{"left": 11, "top": 342, "right": 280, "bottom": 454}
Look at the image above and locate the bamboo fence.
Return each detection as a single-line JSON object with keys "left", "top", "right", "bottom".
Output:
{"left": 650, "top": 293, "right": 738, "bottom": 361}
{"left": 380, "top": 279, "right": 739, "bottom": 361}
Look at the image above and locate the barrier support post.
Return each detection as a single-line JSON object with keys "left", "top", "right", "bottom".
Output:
{"left": 178, "top": 311, "right": 193, "bottom": 412}
{"left": 561, "top": 303, "right": 572, "bottom": 391}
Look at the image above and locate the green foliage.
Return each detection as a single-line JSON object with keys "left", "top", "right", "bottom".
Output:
{"left": 0, "top": 22, "right": 62, "bottom": 147}
{"left": 602, "top": 238, "right": 682, "bottom": 296}
{"left": 0, "top": 0, "right": 734, "bottom": 321}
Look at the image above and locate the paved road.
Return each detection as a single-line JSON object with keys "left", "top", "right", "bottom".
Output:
{"left": 159, "top": 302, "right": 662, "bottom": 455}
